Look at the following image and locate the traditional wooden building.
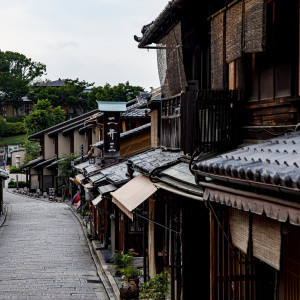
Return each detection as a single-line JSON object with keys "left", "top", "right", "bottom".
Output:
{"left": 23, "top": 94, "right": 151, "bottom": 194}
{"left": 123, "top": 0, "right": 300, "bottom": 299}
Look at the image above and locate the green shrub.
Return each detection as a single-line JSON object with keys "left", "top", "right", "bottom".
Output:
{"left": 9, "top": 166, "right": 21, "bottom": 173}
{"left": 0, "top": 120, "right": 26, "bottom": 137}
{"left": 139, "top": 271, "right": 170, "bottom": 300}
{"left": 7, "top": 179, "right": 27, "bottom": 188}
{"left": 5, "top": 116, "right": 26, "bottom": 123}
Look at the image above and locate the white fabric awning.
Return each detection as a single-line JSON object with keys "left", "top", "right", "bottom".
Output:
{"left": 75, "top": 174, "right": 85, "bottom": 183}
{"left": 92, "top": 194, "right": 103, "bottom": 206}
{"left": 83, "top": 183, "right": 93, "bottom": 191}
{"left": 111, "top": 174, "right": 158, "bottom": 220}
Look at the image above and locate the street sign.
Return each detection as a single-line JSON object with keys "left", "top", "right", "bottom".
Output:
{"left": 8, "top": 145, "right": 19, "bottom": 153}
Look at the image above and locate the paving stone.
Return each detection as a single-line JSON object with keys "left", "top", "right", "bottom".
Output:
{"left": 0, "top": 191, "right": 109, "bottom": 300}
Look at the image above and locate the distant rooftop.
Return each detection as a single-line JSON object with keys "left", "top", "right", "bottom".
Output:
{"left": 37, "top": 78, "right": 65, "bottom": 87}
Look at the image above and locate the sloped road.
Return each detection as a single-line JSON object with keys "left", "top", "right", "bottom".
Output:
{"left": 0, "top": 191, "right": 109, "bottom": 300}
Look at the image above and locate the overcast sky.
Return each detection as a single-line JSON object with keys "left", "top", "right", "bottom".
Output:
{"left": 0, "top": 0, "right": 166, "bottom": 91}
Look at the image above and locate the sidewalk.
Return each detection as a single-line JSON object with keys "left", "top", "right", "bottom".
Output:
{"left": 69, "top": 203, "right": 120, "bottom": 300}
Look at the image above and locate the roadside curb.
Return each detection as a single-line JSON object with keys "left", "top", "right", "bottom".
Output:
{"left": 68, "top": 205, "right": 119, "bottom": 300}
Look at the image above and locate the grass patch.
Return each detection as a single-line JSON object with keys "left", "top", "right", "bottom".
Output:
{"left": 0, "top": 134, "right": 28, "bottom": 147}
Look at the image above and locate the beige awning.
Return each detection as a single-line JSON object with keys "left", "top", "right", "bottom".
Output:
{"left": 111, "top": 174, "right": 158, "bottom": 220}
{"left": 76, "top": 174, "right": 85, "bottom": 183}
{"left": 92, "top": 194, "right": 103, "bottom": 206}
{"left": 154, "top": 182, "right": 203, "bottom": 201}
{"left": 83, "top": 183, "right": 93, "bottom": 191}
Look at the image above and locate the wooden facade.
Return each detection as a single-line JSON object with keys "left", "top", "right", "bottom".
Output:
{"left": 131, "top": 0, "right": 300, "bottom": 299}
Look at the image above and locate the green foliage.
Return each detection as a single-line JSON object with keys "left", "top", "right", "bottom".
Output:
{"left": 57, "top": 153, "right": 78, "bottom": 200}
{"left": 91, "top": 82, "right": 144, "bottom": 103}
{"left": 0, "top": 117, "right": 26, "bottom": 137}
{"left": 28, "top": 78, "right": 94, "bottom": 115}
{"left": 0, "top": 51, "right": 46, "bottom": 113}
{"left": 122, "top": 265, "right": 143, "bottom": 281}
{"left": 113, "top": 249, "right": 140, "bottom": 277}
{"left": 28, "top": 80, "right": 144, "bottom": 114}
{"left": 0, "top": 134, "right": 27, "bottom": 147}
{"left": 24, "top": 140, "right": 41, "bottom": 165}
{"left": 9, "top": 166, "right": 21, "bottom": 173}
{"left": 139, "top": 271, "right": 170, "bottom": 300}
{"left": 24, "top": 99, "right": 65, "bottom": 135}
{"left": 57, "top": 153, "right": 78, "bottom": 180}
{"left": 8, "top": 179, "right": 27, "bottom": 188}
{"left": 4, "top": 116, "right": 26, "bottom": 123}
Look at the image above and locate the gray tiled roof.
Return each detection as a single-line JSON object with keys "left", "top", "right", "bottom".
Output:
{"left": 21, "top": 156, "right": 44, "bottom": 169}
{"left": 99, "top": 161, "right": 138, "bottom": 186}
{"left": 128, "top": 148, "right": 182, "bottom": 174}
{"left": 136, "top": 0, "right": 183, "bottom": 48}
{"left": 194, "top": 131, "right": 300, "bottom": 191}
{"left": 29, "top": 109, "right": 99, "bottom": 139}
{"left": 0, "top": 169, "right": 9, "bottom": 179}
{"left": 37, "top": 79, "right": 65, "bottom": 87}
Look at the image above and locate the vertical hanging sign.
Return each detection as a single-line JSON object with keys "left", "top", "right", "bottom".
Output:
{"left": 103, "top": 112, "right": 121, "bottom": 158}
{"left": 96, "top": 101, "right": 127, "bottom": 159}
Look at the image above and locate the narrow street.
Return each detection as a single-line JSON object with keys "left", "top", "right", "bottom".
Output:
{"left": 0, "top": 191, "right": 109, "bottom": 300}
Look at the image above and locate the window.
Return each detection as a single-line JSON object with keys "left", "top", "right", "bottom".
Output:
{"left": 246, "top": 0, "right": 297, "bottom": 102}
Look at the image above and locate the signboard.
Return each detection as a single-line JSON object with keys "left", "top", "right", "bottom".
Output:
{"left": 103, "top": 112, "right": 120, "bottom": 158}
{"left": 8, "top": 145, "right": 19, "bottom": 153}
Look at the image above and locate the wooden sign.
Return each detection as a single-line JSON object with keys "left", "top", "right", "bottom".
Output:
{"left": 103, "top": 112, "right": 120, "bottom": 158}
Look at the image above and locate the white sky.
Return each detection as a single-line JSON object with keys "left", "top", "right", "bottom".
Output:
{"left": 0, "top": 0, "right": 166, "bottom": 91}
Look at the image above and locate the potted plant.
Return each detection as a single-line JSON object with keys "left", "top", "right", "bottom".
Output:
{"left": 112, "top": 249, "right": 137, "bottom": 276}
{"left": 139, "top": 271, "right": 170, "bottom": 300}
{"left": 123, "top": 265, "right": 143, "bottom": 287}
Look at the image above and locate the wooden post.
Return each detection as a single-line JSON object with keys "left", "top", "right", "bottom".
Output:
{"left": 210, "top": 210, "right": 216, "bottom": 300}
{"left": 148, "top": 197, "right": 156, "bottom": 279}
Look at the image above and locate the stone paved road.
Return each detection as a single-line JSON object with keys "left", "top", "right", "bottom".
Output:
{"left": 0, "top": 191, "right": 109, "bottom": 300}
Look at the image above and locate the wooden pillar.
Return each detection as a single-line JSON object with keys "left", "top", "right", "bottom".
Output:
{"left": 148, "top": 197, "right": 156, "bottom": 279}
{"left": 122, "top": 121, "right": 126, "bottom": 133}
{"left": 210, "top": 210, "right": 216, "bottom": 300}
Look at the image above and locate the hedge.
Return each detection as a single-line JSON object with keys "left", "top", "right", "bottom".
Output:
{"left": 9, "top": 166, "right": 21, "bottom": 173}
{"left": 8, "top": 180, "right": 27, "bottom": 188}
{"left": 4, "top": 116, "right": 26, "bottom": 123}
{"left": 0, "top": 119, "right": 27, "bottom": 137}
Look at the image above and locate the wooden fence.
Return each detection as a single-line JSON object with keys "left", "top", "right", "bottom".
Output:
{"left": 161, "top": 90, "right": 239, "bottom": 155}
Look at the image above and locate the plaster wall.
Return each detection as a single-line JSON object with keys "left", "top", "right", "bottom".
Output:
{"left": 74, "top": 131, "right": 88, "bottom": 157}
{"left": 58, "top": 133, "right": 70, "bottom": 158}
{"left": 44, "top": 134, "right": 56, "bottom": 159}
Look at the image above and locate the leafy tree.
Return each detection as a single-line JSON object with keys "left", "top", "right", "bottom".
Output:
{"left": 28, "top": 78, "right": 94, "bottom": 115}
{"left": 0, "top": 51, "right": 46, "bottom": 115}
{"left": 89, "top": 81, "right": 144, "bottom": 105}
{"left": 24, "top": 99, "right": 65, "bottom": 135}
{"left": 24, "top": 140, "right": 41, "bottom": 165}
{"left": 57, "top": 153, "right": 78, "bottom": 201}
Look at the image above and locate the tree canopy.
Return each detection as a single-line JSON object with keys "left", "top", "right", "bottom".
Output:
{"left": 24, "top": 99, "right": 65, "bottom": 135}
{"left": 29, "top": 80, "right": 145, "bottom": 114}
{"left": 90, "top": 82, "right": 144, "bottom": 104}
{"left": 0, "top": 51, "right": 46, "bottom": 107}
{"left": 24, "top": 140, "right": 41, "bottom": 165}
{"left": 28, "top": 79, "right": 94, "bottom": 115}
